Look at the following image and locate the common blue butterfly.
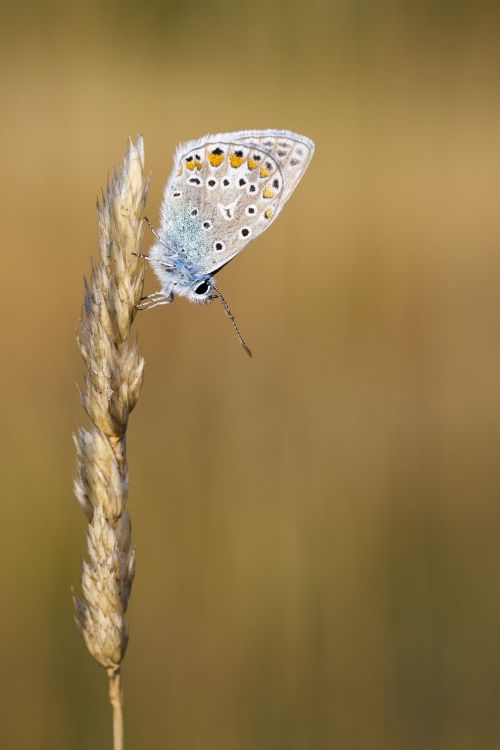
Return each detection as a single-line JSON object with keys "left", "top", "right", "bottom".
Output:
{"left": 136, "top": 130, "right": 314, "bottom": 355}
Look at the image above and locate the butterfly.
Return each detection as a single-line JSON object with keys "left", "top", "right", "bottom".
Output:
{"left": 135, "top": 129, "right": 315, "bottom": 356}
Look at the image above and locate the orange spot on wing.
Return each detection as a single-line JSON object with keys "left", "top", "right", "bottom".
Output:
{"left": 194, "top": 160, "right": 202, "bottom": 170}
{"left": 177, "top": 165, "right": 183, "bottom": 175}
{"left": 264, "top": 208, "right": 273, "bottom": 219}
{"left": 208, "top": 153, "right": 224, "bottom": 167}
{"left": 186, "top": 162, "right": 195, "bottom": 171}
{"left": 260, "top": 166, "right": 271, "bottom": 178}
{"left": 263, "top": 186, "right": 274, "bottom": 199}
{"left": 247, "top": 157, "right": 258, "bottom": 170}
{"left": 230, "top": 154, "right": 245, "bottom": 168}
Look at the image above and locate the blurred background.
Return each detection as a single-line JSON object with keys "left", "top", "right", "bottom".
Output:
{"left": 1, "top": 1, "right": 500, "bottom": 748}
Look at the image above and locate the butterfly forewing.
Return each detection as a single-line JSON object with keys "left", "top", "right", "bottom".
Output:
{"left": 238, "top": 131, "right": 314, "bottom": 208}
{"left": 158, "top": 130, "right": 314, "bottom": 274}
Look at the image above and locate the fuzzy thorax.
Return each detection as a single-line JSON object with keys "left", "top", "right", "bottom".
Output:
{"left": 148, "top": 241, "right": 214, "bottom": 304}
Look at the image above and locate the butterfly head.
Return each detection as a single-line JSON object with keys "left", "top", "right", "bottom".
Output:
{"left": 186, "top": 275, "right": 214, "bottom": 304}
{"left": 168, "top": 262, "right": 214, "bottom": 304}
{"left": 163, "top": 268, "right": 214, "bottom": 305}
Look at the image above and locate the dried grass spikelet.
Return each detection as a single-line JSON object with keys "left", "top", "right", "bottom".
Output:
{"left": 73, "top": 137, "right": 149, "bottom": 745}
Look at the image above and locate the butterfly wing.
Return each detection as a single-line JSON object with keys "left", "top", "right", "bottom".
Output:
{"left": 157, "top": 130, "right": 314, "bottom": 275}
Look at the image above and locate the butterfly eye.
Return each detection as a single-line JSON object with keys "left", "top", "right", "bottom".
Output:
{"left": 195, "top": 281, "right": 210, "bottom": 295}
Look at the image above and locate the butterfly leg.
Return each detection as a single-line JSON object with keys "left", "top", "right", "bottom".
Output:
{"left": 143, "top": 216, "right": 161, "bottom": 240}
{"left": 138, "top": 298, "right": 173, "bottom": 311}
{"left": 137, "top": 291, "right": 174, "bottom": 311}
{"left": 132, "top": 252, "right": 175, "bottom": 270}
{"left": 140, "top": 291, "right": 168, "bottom": 301}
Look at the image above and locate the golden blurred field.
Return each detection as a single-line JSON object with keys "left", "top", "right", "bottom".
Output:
{"left": 1, "top": 2, "right": 500, "bottom": 748}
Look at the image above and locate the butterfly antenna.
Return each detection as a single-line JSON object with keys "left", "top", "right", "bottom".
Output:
{"left": 211, "top": 281, "right": 252, "bottom": 358}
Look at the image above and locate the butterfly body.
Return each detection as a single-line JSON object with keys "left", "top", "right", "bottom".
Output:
{"left": 142, "top": 129, "right": 314, "bottom": 350}
{"left": 148, "top": 247, "right": 214, "bottom": 304}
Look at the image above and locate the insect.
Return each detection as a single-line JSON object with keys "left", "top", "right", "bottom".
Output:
{"left": 135, "top": 129, "right": 315, "bottom": 356}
